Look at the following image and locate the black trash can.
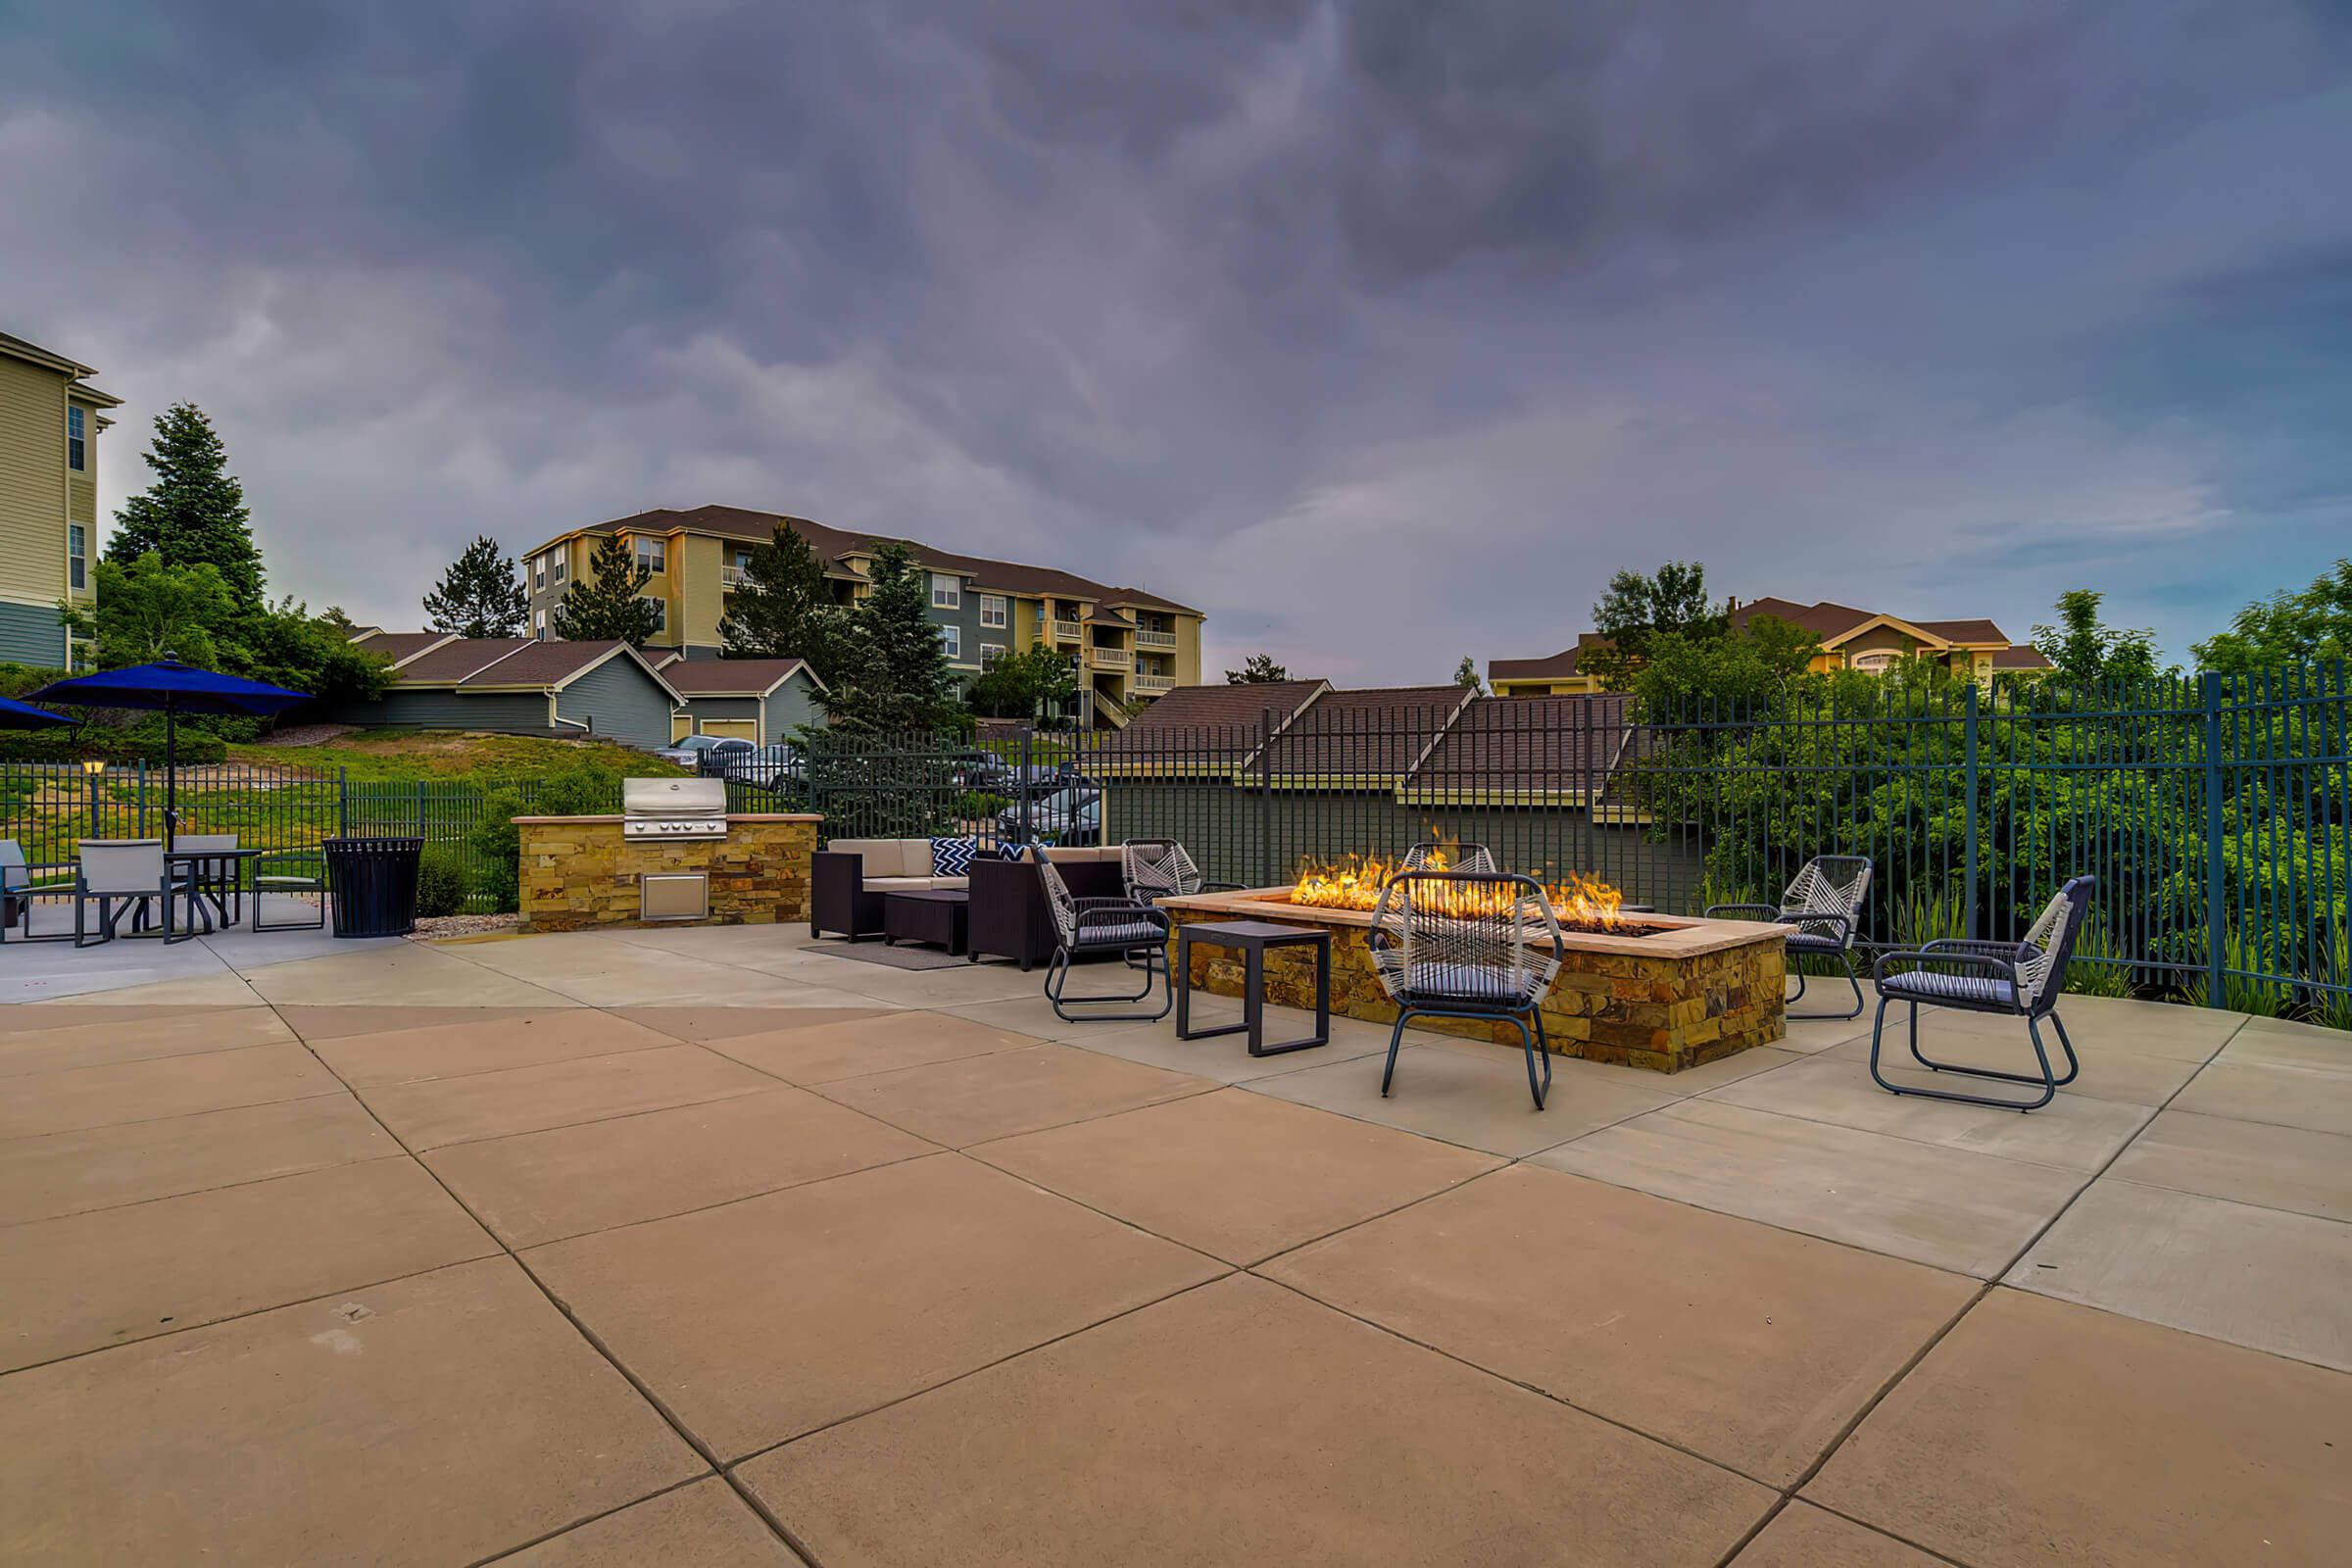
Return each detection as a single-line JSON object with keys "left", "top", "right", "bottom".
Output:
{"left": 323, "top": 837, "right": 423, "bottom": 939}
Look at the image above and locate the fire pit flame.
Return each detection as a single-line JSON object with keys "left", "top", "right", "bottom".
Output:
{"left": 1288, "top": 850, "right": 1629, "bottom": 932}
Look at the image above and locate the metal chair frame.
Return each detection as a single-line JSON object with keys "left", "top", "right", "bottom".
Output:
{"left": 0, "top": 841, "right": 78, "bottom": 944}
{"left": 1038, "top": 855, "right": 1174, "bottom": 1022}
{"left": 1398, "top": 841, "right": 1498, "bottom": 875}
{"left": 1867, "top": 876, "right": 2093, "bottom": 1112}
{"left": 73, "top": 839, "right": 191, "bottom": 948}
{"left": 1707, "top": 855, "right": 1875, "bottom": 1019}
{"left": 1368, "top": 869, "right": 1565, "bottom": 1109}
{"left": 252, "top": 850, "right": 328, "bottom": 933}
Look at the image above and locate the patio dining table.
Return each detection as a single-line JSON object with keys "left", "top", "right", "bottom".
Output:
{"left": 165, "top": 847, "right": 270, "bottom": 934}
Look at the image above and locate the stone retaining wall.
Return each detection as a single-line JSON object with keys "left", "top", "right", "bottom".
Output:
{"left": 1169, "top": 908, "right": 1784, "bottom": 1073}
{"left": 516, "top": 814, "right": 818, "bottom": 933}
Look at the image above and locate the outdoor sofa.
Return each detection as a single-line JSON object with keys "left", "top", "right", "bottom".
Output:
{"left": 808, "top": 837, "right": 1124, "bottom": 962}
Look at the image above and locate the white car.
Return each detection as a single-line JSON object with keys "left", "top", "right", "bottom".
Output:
{"left": 654, "top": 734, "right": 754, "bottom": 770}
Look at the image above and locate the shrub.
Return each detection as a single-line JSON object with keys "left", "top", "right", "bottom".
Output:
{"left": 466, "top": 764, "right": 623, "bottom": 916}
{"left": 415, "top": 849, "right": 469, "bottom": 918}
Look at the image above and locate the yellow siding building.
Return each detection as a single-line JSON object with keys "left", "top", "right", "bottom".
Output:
{"left": 520, "top": 504, "right": 1204, "bottom": 725}
{"left": 0, "top": 331, "right": 117, "bottom": 666}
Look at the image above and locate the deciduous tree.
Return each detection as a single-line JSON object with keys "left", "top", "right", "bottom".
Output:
{"left": 1224, "top": 653, "right": 1290, "bottom": 684}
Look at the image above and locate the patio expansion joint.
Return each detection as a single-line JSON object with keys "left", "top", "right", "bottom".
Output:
{"left": 248, "top": 993, "right": 808, "bottom": 1567}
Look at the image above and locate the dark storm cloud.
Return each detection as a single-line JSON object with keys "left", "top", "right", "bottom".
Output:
{"left": 5, "top": 1, "right": 2350, "bottom": 675}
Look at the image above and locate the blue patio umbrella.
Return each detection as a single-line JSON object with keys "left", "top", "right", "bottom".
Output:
{"left": 28, "top": 660, "right": 311, "bottom": 847}
{"left": 0, "top": 694, "right": 73, "bottom": 729}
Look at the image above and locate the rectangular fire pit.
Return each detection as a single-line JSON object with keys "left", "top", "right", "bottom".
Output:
{"left": 1155, "top": 887, "right": 1788, "bottom": 1073}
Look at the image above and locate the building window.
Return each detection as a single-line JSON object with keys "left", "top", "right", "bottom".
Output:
{"left": 1849, "top": 652, "right": 1899, "bottom": 673}
{"left": 634, "top": 535, "right": 666, "bottom": 574}
{"left": 981, "top": 642, "right": 1005, "bottom": 666}
{"left": 642, "top": 596, "right": 667, "bottom": 631}
{"left": 533, "top": 555, "right": 546, "bottom": 591}
{"left": 553, "top": 550, "right": 567, "bottom": 583}
{"left": 67, "top": 406, "right": 85, "bottom": 472}
{"left": 931, "top": 572, "right": 960, "bottom": 610}
{"left": 940, "top": 624, "right": 960, "bottom": 661}
{"left": 979, "top": 594, "right": 1006, "bottom": 628}
{"left": 69, "top": 524, "right": 86, "bottom": 591}
{"left": 532, "top": 608, "right": 546, "bottom": 639}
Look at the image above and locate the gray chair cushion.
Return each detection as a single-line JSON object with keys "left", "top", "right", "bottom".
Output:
{"left": 1880, "top": 968, "right": 2019, "bottom": 1009}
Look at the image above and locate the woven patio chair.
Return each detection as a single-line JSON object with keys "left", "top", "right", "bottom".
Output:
{"left": 1369, "top": 869, "right": 1564, "bottom": 1109}
{"left": 1120, "top": 838, "right": 1207, "bottom": 904}
{"left": 1398, "top": 841, "right": 1498, "bottom": 875}
{"left": 1867, "top": 875, "right": 2093, "bottom": 1111}
{"left": 1707, "top": 855, "right": 1875, "bottom": 1019}
{"left": 1038, "top": 854, "right": 1174, "bottom": 1022}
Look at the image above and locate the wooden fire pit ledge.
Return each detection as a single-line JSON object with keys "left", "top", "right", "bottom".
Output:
{"left": 1154, "top": 888, "right": 1788, "bottom": 1073}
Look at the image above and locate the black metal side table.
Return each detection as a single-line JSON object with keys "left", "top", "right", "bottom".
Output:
{"left": 1175, "top": 919, "right": 1331, "bottom": 1056}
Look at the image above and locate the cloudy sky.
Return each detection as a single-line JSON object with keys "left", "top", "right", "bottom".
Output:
{"left": 7, "top": 2, "right": 2350, "bottom": 680}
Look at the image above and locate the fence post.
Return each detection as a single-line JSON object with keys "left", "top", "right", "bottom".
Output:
{"left": 1578, "top": 697, "right": 1595, "bottom": 875}
{"left": 1016, "top": 725, "right": 1033, "bottom": 847}
{"left": 336, "top": 770, "right": 350, "bottom": 839}
{"left": 1259, "top": 709, "right": 1276, "bottom": 886}
{"left": 136, "top": 760, "right": 147, "bottom": 837}
{"left": 2201, "top": 672, "right": 2227, "bottom": 1007}
{"left": 1962, "top": 681, "right": 1980, "bottom": 941}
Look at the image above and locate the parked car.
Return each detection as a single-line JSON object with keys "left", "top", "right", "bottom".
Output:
{"left": 705, "top": 742, "right": 804, "bottom": 790}
{"left": 997, "top": 781, "right": 1102, "bottom": 843}
{"left": 654, "top": 733, "right": 750, "bottom": 770}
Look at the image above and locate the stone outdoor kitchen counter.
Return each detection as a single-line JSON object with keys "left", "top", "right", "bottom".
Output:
{"left": 1156, "top": 887, "right": 1788, "bottom": 1073}
{"left": 516, "top": 813, "right": 820, "bottom": 933}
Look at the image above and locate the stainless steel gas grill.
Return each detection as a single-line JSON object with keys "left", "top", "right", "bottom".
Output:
{"left": 621, "top": 776, "right": 730, "bottom": 842}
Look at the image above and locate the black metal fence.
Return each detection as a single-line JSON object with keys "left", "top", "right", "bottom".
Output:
{"left": 806, "top": 662, "right": 2349, "bottom": 1025}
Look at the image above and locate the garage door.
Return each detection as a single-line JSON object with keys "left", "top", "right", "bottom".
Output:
{"left": 699, "top": 718, "right": 759, "bottom": 742}
{"left": 671, "top": 714, "right": 695, "bottom": 743}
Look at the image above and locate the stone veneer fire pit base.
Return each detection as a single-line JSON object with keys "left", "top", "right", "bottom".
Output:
{"left": 1158, "top": 889, "right": 1788, "bottom": 1073}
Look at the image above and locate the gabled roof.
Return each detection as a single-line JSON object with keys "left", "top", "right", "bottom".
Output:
{"left": 1249, "top": 685, "right": 1476, "bottom": 784}
{"left": 0, "top": 329, "right": 122, "bottom": 407}
{"left": 540, "top": 504, "right": 1201, "bottom": 616}
{"left": 1489, "top": 633, "right": 1610, "bottom": 683}
{"left": 385, "top": 638, "right": 538, "bottom": 686}
{"left": 350, "top": 630, "right": 458, "bottom": 666}
{"left": 662, "top": 658, "right": 821, "bottom": 697}
{"left": 1399, "top": 693, "right": 1638, "bottom": 804}
{"left": 1088, "top": 678, "right": 1330, "bottom": 769}
{"left": 1992, "top": 644, "right": 2054, "bottom": 670}
{"left": 1730, "top": 598, "right": 2013, "bottom": 650}
{"left": 455, "top": 639, "right": 682, "bottom": 700}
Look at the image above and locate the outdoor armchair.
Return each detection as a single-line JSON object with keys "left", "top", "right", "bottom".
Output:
{"left": 174, "top": 832, "right": 242, "bottom": 928}
{"left": 1037, "top": 854, "right": 1173, "bottom": 1022}
{"left": 1, "top": 839, "right": 76, "bottom": 944}
{"left": 74, "top": 838, "right": 187, "bottom": 948}
{"left": 1707, "top": 855, "right": 1875, "bottom": 1019}
{"left": 1866, "top": 875, "right": 2094, "bottom": 1111}
{"left": 251, "top": 848, "right": 327, "bottom": 932}
{"left": 1369, "top": 869, "right": 1563, "bottom": 1109}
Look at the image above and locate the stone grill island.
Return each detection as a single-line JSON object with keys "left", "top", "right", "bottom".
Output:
{"left": 1155, "top": 887, "right": 1788, "bottom": 1073}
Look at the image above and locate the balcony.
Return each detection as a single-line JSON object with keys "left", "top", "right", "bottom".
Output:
{"left": 1089, "top": 647, "right": 1132, "bottom": 672}
{"left": 1052, "top": 619, "right": 1084, "bottom": 643}
{"left": 1135, "top": 628, "right": 1178, "bottom": 651}
{"left": 1131, "top": 671, "right": 1175, "bottom": 695}
{"left": 719, "top": 564, "right": 748, "bottom": 591}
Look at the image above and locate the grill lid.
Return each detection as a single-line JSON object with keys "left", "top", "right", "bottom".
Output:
{"left": 623, "top": 776, "right": 727, "bottom": 818}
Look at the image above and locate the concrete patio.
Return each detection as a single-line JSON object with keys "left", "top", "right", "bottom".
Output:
{"left": 0, "top": 923, "right": 2345, "bottom": 1564}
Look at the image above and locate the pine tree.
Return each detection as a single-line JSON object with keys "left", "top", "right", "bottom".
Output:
{"left": 422, "top": 535, "right": 529, "bottom": 638}
{"left": 818, "top": 542, "right": 962, "bottom": 733}
{"left": 106, "top": 403, "right": 266, "bottom": 610}
{"left": 716, "top": 523, "right": 849, "bottom": 678}
{"left": 1225, "top": 653, "right": 1290, "bottom": 684}
{"left": 551, "top": 533, "right": 661, "bottom": 645}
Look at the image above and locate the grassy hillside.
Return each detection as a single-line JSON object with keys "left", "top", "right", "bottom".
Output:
{"left": 227, "top": 728, "right": 690, "bottom": 783}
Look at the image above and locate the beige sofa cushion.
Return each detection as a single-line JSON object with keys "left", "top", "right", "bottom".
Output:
{"left": 864, "top": 874, "right": 967, "bottom": 893}
{"left": 829, "top": 839, "right": 936, "bottom": 878}
{"left": 1044, "top": 846, "right": 1118, "bottom": 865}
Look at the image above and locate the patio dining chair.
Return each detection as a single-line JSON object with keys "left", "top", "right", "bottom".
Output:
{"left": 74, "top": 838, "right": 188, "bottom": 948}
{"left": 1706, "top": 855, "right": 1875, "bottom": 1019}
{"left": 1, "top": 839, "right": 76, "bottom": 944}
{"left": 1867, "top": 875, "right": 2093, "bottom": 1112}
{"left": 1399, "top": 840, "right": 1497, "bottom": 875}
{"left": 1037, "top": 854, "right": 1173, "bottom": 1022}
{"left": 1369, "top": 869, "right": 1564, "bottom": 1110}
{"left": 252, "top": 849, "right": 328, "bottom": 933}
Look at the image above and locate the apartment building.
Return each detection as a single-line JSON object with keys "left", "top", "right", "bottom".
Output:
{"left": 0, "top": 330, "right": 118, "bottom": 665}
{"left": 1490, "top": 597, "right": 2051, "bottom": 696}
{"left": 519, "top": 504, "right": 1203, "bottom": 724}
